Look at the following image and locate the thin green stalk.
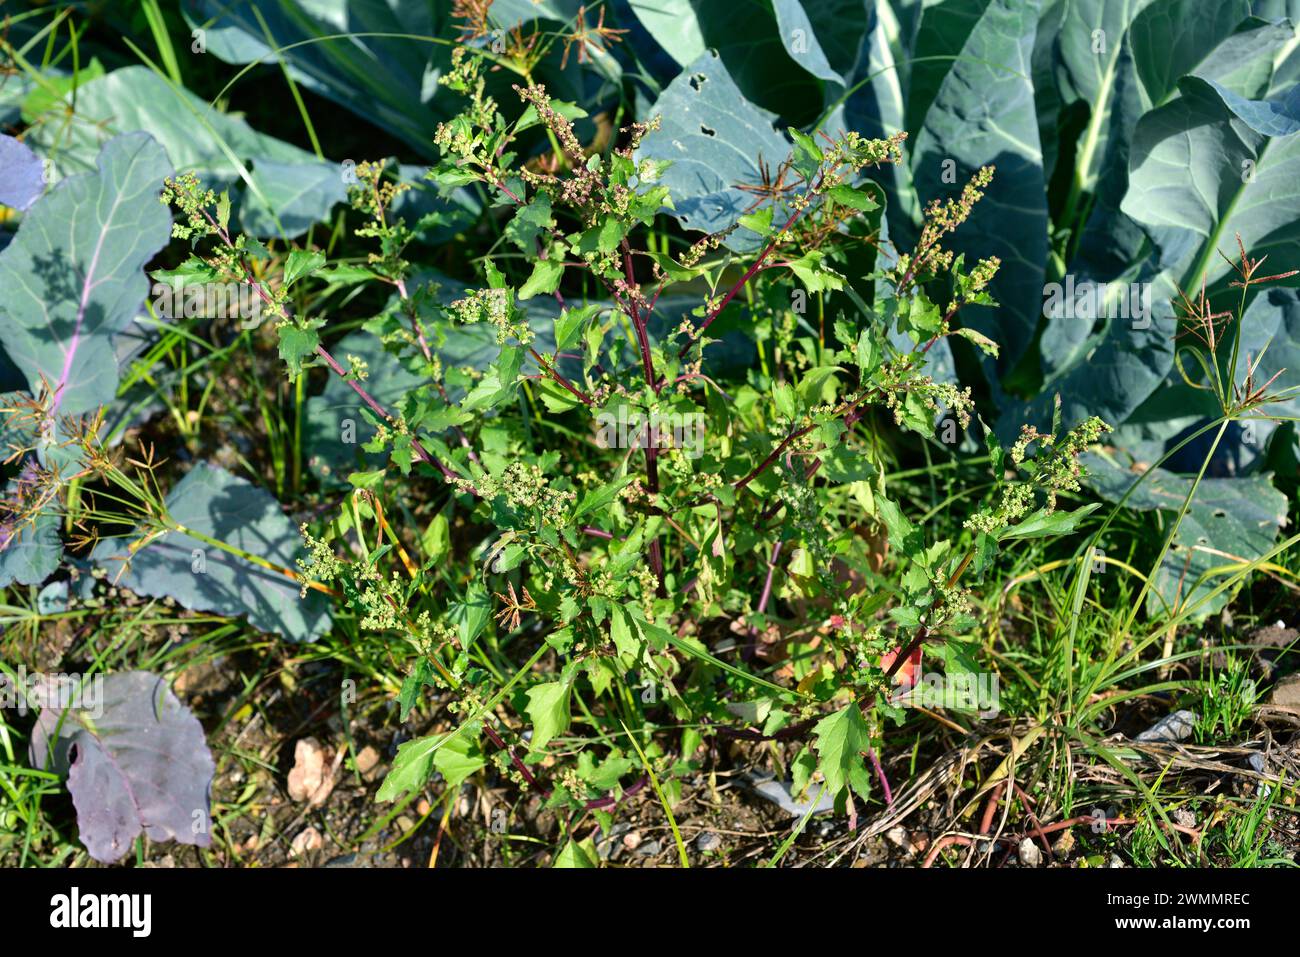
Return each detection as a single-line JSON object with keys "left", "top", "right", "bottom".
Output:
{"left": 140, "top": 0, "right": 183, "bottom": 86}
{"left": 250, "top": 5, "right": 324, "bottom": 158}
{"left": 620, "top": 719, "right": 689, "bottom": 868}
{"left": 765, "top": 783, "right": 827, "bottom": 867}
{"left": 1121, "top": 419, "right": 1228, "bottom": 634}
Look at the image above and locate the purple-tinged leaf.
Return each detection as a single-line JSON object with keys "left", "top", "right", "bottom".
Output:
{"left": 29, "top": 671, "right": 214, "bottom": 863}
{"left": 0, "top": 133, "right": 45, "bottom": 211}
{"left": 0, "top": 132, "right": 173, "bottom": 419}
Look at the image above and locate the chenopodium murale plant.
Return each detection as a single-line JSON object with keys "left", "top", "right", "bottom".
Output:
{"left": 280, "top": 44, "right": 1115, "bottom": 814}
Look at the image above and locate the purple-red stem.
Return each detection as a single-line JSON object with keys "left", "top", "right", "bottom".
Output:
{"left": 313, "top": 344, "right": 462, "bottom": 485}
{"left": 619, "top": 240, "right": 668, "bottom": 596}
{"left": 195, "top": 205, "right": 464, "bottom": 487}
{"left": 867, "top": 747, "right": 893, "bottom": 807}
{"left": 757, "top": 540, "right": 783, "bottom": 614}
{"left": 678, "top": 173, "right": 824, "bottom": 359}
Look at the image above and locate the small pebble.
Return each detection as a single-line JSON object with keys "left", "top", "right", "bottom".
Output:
{"left": 290, "top": 826, "right": 323, "bottom": 857}
{"left": 1135, "top": 709, "right": 1197, "bottom": 743}
{"left": 287, "top": 737, "right": 334, "bottom": 806}
{"left": 354, "top": 745, "right": 381, "bottom": 777}
{"left": 695, "top": 831, "right": 722, "bottom": 853}
{"left": 1018, "top": 838, "right": 1043, "bottom": 868}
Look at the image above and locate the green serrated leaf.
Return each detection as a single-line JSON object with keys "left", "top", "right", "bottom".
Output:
{"left": 998, "top": 503, "right": 1100, "bottom": 542}
{"left": 553, "top": 836, "right": 598, "bottom": 867}
{"left": 432, "top": 730, "right": 487, "bottom": 790}
{"left": 519, "top": 258, "right": 565, "bottom": 300}
{"left": 812, "top": 703, "right": 870, "bottom": 797}
{"left": 277, "top": 323, "right": 320, "bottom": 376}
{"left": 525, "top": 680, "right": 572, "bottom": 751}
{"left": 284, "top": 249, "right": 326, "bottom": 287}
{"left": 554, "top": 303, "right": 600, "bottom": 353}
{"left": 826, "top": 184, "right": 878, "bottom": 211}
